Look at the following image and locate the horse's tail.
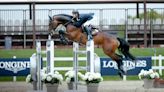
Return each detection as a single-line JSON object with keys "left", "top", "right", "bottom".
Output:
{"left": 117, "top": 38, "right": 136, "bottom": 60}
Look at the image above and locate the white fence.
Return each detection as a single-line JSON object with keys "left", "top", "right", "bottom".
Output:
{"left": 42, "top": 57, "right": 87, "bottom": 71}
{"left": 152, "top": 55, "right": 164, "bottom": 75}
{"left": 42, "top": 55, "right": 164, "bottom": 76}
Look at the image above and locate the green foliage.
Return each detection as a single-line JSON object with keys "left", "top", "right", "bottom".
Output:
{"left": 128, "top": 9, "right": 164, "bottom": 20}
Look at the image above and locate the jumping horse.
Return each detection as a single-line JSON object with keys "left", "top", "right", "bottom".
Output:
{"left": 48, "top": 14, "right": 135, "bottom": 78}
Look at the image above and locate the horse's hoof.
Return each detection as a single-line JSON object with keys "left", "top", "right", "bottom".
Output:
{"left": 118, "top": 68, "right": 126, "bottom": 79}
{"left": 118, "top": 72, "right": 123, "bottom": 79}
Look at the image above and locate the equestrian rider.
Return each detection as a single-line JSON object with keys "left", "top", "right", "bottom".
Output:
{"left": 71, "top": 9, "right": 94, "bottom": 41}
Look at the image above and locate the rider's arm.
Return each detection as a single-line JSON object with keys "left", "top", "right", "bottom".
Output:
{"left": 73, "top": 13, "right": 94, "bottom": 27}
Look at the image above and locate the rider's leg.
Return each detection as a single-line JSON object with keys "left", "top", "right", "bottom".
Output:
{"left": 85, "top": 26, "right": 93, "bottom": 41}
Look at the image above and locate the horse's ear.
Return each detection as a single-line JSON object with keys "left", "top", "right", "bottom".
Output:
{"left": 49, "top": 15, "right": 52, "bottom": 21}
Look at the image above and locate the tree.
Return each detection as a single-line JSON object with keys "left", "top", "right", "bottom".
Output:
{"left": 128, "top": 9, "right": 164, "bottom": 20}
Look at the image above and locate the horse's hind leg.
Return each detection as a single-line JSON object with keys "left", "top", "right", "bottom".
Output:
{"left": 102, "top": 42, "right": 125, "bottom": 78}
{"left": 109, "top": 53, "right": 126, "bottom": 79}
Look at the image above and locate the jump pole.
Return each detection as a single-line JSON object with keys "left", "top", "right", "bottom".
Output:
{"left": 73, "top": 42, "right": 79, "bottom": 90}
{"left": 30, "top": 53, "right": 37, "bottom": 90}
{"left": 46, "top": 35, "right": 54, "bottom": 74}
{"left": 86, "top": 40, "right": 95, "bottom": 73}
{"left": 35, "top": 40, "right": 43, "bottom": 90}
{"left": 72, "top": 40, "right": 96, "bottom": 91}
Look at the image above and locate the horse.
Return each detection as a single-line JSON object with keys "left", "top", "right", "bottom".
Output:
{"left": 48, "top": 14, "right": 135, "bottom": 78}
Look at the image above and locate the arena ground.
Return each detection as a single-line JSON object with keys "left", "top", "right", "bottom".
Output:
{"left": 0, "top": 81, "right": 164, "bottom": 92}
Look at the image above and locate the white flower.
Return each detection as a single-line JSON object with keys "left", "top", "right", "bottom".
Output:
{"left": 148, "top": 69, "right": 154, "bottom": 74}
{"left": 155, "top": 72, "right": 160, "bottom": 78}
{"left": 54, "top": 71, "right": 59, "bottom": 74}
{"left": 100, "top": 77, "right": 103, "bottom": 81}
{"left": 58, "top": 74, "right": 64, "bottom": 81}
{"left": 65, "top": 77, "right": 71, "bottom": 83}
{"left": 138, "top": 69, "right": 160, "bottom": 80}
{"left": 140, "top": 69, "right": 145, "bottom": 75}
{"left": 41, "top": 71, "right": 63, "bottom": 84}
{"left": 41, "top": 73, "right": 47, "bottom": 80}
{"left": 85, "top": 72, "right": 91, "bottom": 77}
{"left": 83, "top": 76, "right": 88, "bottom": 81}
{"left": 26, "top": 74, "right": 31, "bottom": 83}
{"left": 94, "top": 73, "right": 101, "bottom": 79}
{"left": 78, "top": 72, "right": 83, "bottom": 76}
{"left": 150, "top": 73, "right": 156, "bottom": 79}
{"left": 138, "top": 73, "right": 142, "bottom": 79}
{"left": 65, "top": 70, "right": 75, "bottom": 78}
{"left": 65, "top": 70, "right": 75, "bottom": 83}
{"left": 51, "top": 73, "right": 57, "bottom": 78}
{"left": 88, "top": 75, "right": 94, "bottom": 81}
{"left": 41, "top": 68, "right": 47, "bottom": 73}
{"left": 46, "top": 75, "right": 52, "bottom": 82}
{"left": 80, "top": 72, "right": 103, "bottom": 84}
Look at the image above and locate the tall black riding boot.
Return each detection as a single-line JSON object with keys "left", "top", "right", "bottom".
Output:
{"left": 85, "top": 27, "right": 93, "bottom": 41}
{"left": 116, "top": 60, "right": 126, "bottom": 79}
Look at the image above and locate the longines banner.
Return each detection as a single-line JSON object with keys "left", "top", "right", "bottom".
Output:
{"left": 100, "top": 57, "right": 152, "bottom": 75}
{"left": 0, "top": 58, "right": 30, "bottom": 76}
{"left": 0, "top": 57, "right": 152, "bottom": 76}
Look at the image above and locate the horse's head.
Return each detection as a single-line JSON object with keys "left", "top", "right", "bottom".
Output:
{"left": 48, "top": 14, "right": 73, "bottom": 36}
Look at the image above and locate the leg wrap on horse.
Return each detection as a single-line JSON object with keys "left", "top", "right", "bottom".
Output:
{"left": 116, "top": 59, "right": 126, "bottom": 79}
{"left": 115, "top": 55, "right": 126, "bottom": 79}
{"left": 84, "top": 26, "right": 93, "bottom": 40}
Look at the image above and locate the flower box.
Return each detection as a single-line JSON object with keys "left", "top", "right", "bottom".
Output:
{"left": 41, "top": 71, "right": 63, "bottom": 92}
{"left": 42, "top": 71, "right": 63, "bottom": 84}
{"left": 87, "top": 83, "right": 99, "bottom": 92}
{"left": 78, "top": 72, "right": 103, "bottom": 92}
{"left": 138, "top": 69, "right": 160, "bottom": 88}
{"left": 65, "top": 70, "right": 75, "bottom": 90}
{"left": 154, "top": 78, "right": 164, "bottom": 88}
{"left": 46, "top": 83, "right": 59, "bottom": 92}
{"left": 143, "top": 79, "right": 154, "bottom": 88}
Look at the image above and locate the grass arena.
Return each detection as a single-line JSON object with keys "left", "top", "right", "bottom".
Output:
{"left": 0, "top": 47, "right": 164, "bottom": 92}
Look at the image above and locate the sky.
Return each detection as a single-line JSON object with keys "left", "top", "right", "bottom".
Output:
{"left": 0, "top": 3, "right": 164, "bottom": 25}
{"left": 0, "top": 3, "right": 164, "bottom": 9}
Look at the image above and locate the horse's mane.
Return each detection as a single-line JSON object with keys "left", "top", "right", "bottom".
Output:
{"left": 53, "top": 14, "right": 73, "bottom": 22}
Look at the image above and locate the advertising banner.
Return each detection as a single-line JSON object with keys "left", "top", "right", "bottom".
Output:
{"left": 0, "top": 58, "right": 30, "bottom": 76}
{"left": 100, "top": 57, "right": 152, "bottom": 75}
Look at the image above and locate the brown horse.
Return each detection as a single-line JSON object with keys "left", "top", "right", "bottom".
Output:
{"left": 48, "top": 14, "right": 135, "bottom": 78}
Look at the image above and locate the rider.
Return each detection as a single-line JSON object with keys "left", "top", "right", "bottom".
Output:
{"left": 71, "top": 9, "right": 94, "bottom": 41}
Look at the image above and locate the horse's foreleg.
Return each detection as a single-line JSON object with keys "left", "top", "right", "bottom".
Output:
{"left": 58, "top": 30, "right": 68, "bottom": 45}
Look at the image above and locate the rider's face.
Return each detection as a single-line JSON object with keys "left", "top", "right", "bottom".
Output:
{"left": 73, "top": 13, "right": 78, "bottom": 18}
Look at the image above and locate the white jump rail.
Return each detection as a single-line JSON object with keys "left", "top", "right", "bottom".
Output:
{"left": 152, "top": 55, "right": 164, "bottom": 75}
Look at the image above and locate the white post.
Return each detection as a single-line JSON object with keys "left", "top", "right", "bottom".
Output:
{"left": 73, "top": 42, "right": 79, "bottom": 90}
{"left": 36, "top": 41, "right": 42, "bottom": 90}
{"left": 94, "top": 53, "right": 101, "bottom": 73}
{"left": 153, "top": 48, "right": 157, "bottom": 69}
{"left": 86, "top": 40, "right": 94, "bottom": 73}
{"left": 159, "top": 55, "right": 162, "bottom": 75}
{"left": 46, "top": 39, "right": 54, "bottom": 74}
{"left": 13, "top": 56, "right": 17, "bottom": 82}
{"left": 30, "top": 53, "right": 37, "bottom": 90}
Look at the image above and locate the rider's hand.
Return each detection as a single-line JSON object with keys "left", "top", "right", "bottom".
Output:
{"left": 71, "top": 18, "right": 75, "bottom": 22}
